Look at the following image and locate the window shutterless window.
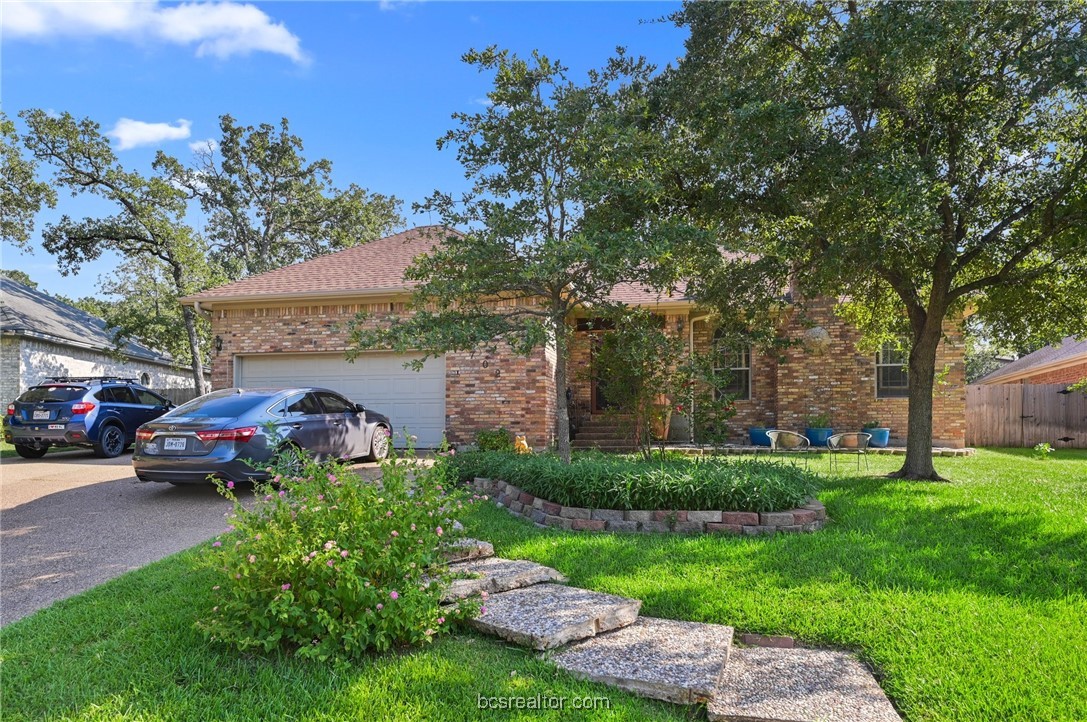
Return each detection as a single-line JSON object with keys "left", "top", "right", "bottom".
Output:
{"left": 713, "top": 331, "right": 751, "bottom": 400}
{"left": 876, "top": 343, "right": 909, "bottom": 398}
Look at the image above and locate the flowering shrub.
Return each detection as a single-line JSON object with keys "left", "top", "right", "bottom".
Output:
{"left": 199, "top": 449, "right": 479, "bottom": 661}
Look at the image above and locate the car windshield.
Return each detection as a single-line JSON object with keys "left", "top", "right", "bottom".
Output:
{"left": 166, "top": 392, "right": 274, "bottom": 419}
{"left": 17, "top": 386, "right": 87, "bottom": 403}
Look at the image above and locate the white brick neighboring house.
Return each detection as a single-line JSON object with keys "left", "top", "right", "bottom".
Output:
{"left": 0, "top": 278, "right": 202, "bottom": 405}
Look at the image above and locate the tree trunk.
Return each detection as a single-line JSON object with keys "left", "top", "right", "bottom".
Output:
{"left": 169, "top": 260, "right": 208, "bottom": 396}
{"left": 890, "top": 322, "right": 945, "bottom": 480}
{"left": 552, "top": 320, "right": 572, "bottom": 464}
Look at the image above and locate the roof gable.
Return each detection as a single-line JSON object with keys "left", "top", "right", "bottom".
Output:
{"left": 976, "top": 336, "right": 1087, "bottom": 384}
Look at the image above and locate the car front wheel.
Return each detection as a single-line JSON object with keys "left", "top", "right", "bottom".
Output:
{"left": 14, "top": 444, "right": 48, "bottom": 459}
{"left": 368, "top": 426, "right": 391, "bottom": 461}
{"left": 93, "top": 425, "right": 126, "bottom": 458}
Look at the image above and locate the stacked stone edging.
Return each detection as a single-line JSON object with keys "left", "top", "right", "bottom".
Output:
{"left": 471, "top": 477, "right": 827, "bottom": 535}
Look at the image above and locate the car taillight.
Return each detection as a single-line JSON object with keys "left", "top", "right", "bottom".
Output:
{"left": 136, "top": 429, "right": 154, "bottom": 441}
{"left": 6, "top": 404, "right": 13, "bottom": 416}
{"left": 71, "top": 402, "right": 96, "bottom": 414}
{"left": 196, "top": 427, "right": 258, "bottom": 443}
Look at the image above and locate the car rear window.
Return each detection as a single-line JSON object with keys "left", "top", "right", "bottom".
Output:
{"left": 17, "top": 386, "right": 87, "bottom": 403}
{"left": 168, "top": 392, "right": 273, "bottom": 419}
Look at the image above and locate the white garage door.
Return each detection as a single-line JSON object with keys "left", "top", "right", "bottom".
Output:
{"left": 235, "top": 352, "right": 446, "bottom": 448}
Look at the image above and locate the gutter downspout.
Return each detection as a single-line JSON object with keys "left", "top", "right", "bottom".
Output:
{"left": 688, "top": 314, "right": 712, "bottom": 444}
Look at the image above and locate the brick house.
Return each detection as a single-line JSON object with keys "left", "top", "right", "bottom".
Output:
{"left": 182, "top": 226, "right": 967, "bottom": 450}
{"left": 975, "top": 336, "right": 1087, "bottom": 387}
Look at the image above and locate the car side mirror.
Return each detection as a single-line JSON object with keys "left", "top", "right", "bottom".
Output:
{"left": 354, "top": 403, "right": 366, "bottom": 413}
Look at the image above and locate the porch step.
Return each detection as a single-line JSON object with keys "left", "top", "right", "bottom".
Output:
{"left": 440, "top": 538, "right": 494, "bottom": 564}
{"left": 707, "top": 647, "right": 902, "bottom": 722}
{"left": 573, "top": 430, "right": 631, "bottom": 440}
{"left": 442, "top": 557, "right": 567, "bottom": 602}
{"left": 552, "top": 616, "right": 735, "bottom": 705}
{"left": 469, "top": 583, "right": 642, "bottom": 650}
{"left": 571, "top": 443, "right": 638, "bottom": 452}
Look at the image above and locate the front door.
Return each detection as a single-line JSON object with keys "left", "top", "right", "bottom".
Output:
{"left": 590, "top": 335, "right": 616, "bottom": 413}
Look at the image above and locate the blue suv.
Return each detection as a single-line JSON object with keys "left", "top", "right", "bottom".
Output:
{"left": 5, "top": 377, "right": 176, "bottom": 459}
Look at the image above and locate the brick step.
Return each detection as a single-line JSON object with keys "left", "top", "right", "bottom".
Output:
{"left": 572, "top": 431, "right": 632, "bottom": 440}
{"left": 552, "top": 616, "right": 735, "bottom": 705}
{"left": 440, "top": 538, "right": 494, "bottom": 564}
{"left": 571, "top": 444, "right": 638, "bottom": 452}
{"left": 442, "top": 556, "right": 567, "bottom": 602}
{"left": 707, "top": 647, "right": 902, "bottom": 722}
{"left": 469, "top": 583, "right": 641, "bottom": 650}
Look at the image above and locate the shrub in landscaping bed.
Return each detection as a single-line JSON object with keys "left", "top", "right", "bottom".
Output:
{"left": 201, "top": 451, "right": 479, "bottom": 662}
{"left": 448, "top": 451, "right": 820, "bottom": 512}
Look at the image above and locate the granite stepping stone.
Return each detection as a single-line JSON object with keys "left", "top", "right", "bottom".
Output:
{"left": 469, "top": 583, "right": 641, "bottom": 650}
{"left": 551, "top": 616, "right": 735, "bottom": 704}
{"left": 442, "top": 557, "right": 567, "bottom": 602}
{"left": 440, "top": 538, "right": 494, "bottom": 564}
{"left": 708, "top": 647, "right": 901, "bottom": 722}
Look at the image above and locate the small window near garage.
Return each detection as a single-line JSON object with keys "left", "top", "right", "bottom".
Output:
{"left": 876, "top": 342, "right": 910, "bottom": 398}
{"left": 713, "top": 329, "right": 751, "bottom": 400}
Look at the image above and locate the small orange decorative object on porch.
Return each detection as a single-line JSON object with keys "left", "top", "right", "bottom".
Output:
{"left": 513, "top": 435, "right": 532, "bottom": 454}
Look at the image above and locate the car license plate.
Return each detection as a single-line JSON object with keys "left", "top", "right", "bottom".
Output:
{"left": 164, "top": 437, "right": 187, "bottom": 451}
{"left": 33, "top": 410, "right": 49, "bottom": 420}
{"left": 48, "top": 424, "right": 64, "bottom": 430}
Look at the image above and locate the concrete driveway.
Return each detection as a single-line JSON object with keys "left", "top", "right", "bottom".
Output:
{"left": 0, "top": 449, "right": 379, "bottom": 626}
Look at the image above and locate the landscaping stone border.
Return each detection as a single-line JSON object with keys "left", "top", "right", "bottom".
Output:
{"left": 471, "top": 477, "right": 827, "bottom": 535}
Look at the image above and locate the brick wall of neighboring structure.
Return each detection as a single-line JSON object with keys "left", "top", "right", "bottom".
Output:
{"left": 1014, "top": 361, "right": 1087, "bottom": 385}
{"left": 207, "top": 301, "right": 556, "bottom": 450}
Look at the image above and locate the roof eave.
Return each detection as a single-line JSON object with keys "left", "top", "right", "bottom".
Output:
{"left": 977, "top": 353, "right": 1087, "bottom": 384}
{"left": 181, "top": 286, "right": 414, "bottom": 309}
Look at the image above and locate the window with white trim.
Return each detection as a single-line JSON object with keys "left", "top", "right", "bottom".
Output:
{"left": 713, "top": 330, "right": 751, "bottom": 400}
{"left": 876, "top": 342, "right": 909, "bottom": 398}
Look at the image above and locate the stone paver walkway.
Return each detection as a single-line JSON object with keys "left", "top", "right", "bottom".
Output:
{"left": 449, "top": 538, "right": 901, "bottom": 722}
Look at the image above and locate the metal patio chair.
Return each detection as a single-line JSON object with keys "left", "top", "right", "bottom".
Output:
{"left": 827, "top": 432, "right": 872, "bottom": 473}
{"left": 766, "top": 430, "right": 813, "bottom": 469}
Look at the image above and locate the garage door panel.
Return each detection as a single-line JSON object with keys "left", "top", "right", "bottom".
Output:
{"left": 236, "top": 353, "right": 445, "bottom": 448}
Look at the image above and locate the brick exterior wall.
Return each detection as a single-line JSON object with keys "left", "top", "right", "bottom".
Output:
{"left": 567, "top": 298, "right": 967, "bottom": 448}
{"left": 207, "top": 301, "right": 556, "bottom": 450}
{"left": 1012, "top": 361, "right": 1087, "bottom": 385}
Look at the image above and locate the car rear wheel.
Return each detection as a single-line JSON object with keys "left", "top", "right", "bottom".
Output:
{"left": 367, "top": 426, "right": 391, "bottom": 461}
{"left": 93, "top": 424, "right": 126, "bottom": 458}
{"left": 14, "top": 444, "right": 48, "bottom": 459}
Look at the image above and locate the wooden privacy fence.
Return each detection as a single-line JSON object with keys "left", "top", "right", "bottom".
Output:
{"left": 966, "top": 384, "right": 1087, "bottom": 448}
{"left": 153, "top": 387, "right": 201, "bottom": 405}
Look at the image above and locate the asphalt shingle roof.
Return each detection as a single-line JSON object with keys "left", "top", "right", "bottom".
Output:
{"left": 0, "top": 278, "right": 177, "bottom": 365}
{"left": 977, "top": 336, "right": 1087, "bottom": 384}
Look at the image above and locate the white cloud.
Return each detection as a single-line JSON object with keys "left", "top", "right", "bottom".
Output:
{"left": 2, "top": 1, "right": 308, "bottom": 64}
{"left": 473, "top": 97, "right": 494, "bottom": 108}
{"left": 108, "top": 118, "right": 192, "bottom": 151}
{"left": 378, "top": 0, "right": 424, "bottom": 12}
{"left": 188, "top": 138, "right": 219, "bottom": 153}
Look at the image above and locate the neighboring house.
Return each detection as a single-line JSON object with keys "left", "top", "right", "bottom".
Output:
{"left": 0, "top": 278, "right": 200, "bottom": 405}
{"left": 975, "top": 337, "right": 1087, "bottom": 386}
{"left": 182, "top": 226, "right": 968, "bottom": 449}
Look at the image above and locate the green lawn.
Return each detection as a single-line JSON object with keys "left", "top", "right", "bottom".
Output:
{"left": 2, "top": 448, "right": 1085, "bottom": 721}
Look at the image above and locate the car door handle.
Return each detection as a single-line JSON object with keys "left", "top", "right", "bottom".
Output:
{"left": 332, "top": 421, "right": 343, "bottom": 426}
{"left": 290, "top": 423, "right": 303, "bottom": 429}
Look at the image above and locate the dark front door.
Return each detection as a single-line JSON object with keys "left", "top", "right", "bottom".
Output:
{"left": 590, "top": 335, "right": 616, "bottom": 412}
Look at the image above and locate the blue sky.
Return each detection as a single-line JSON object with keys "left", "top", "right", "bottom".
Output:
{"left": 2, "top": 1, "right": 687, "bottom": 298}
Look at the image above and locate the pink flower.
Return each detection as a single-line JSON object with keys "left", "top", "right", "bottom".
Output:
{"left": 278, "top": 490, "right": 286, "bottom": 498}
{"left": 326, "top": 559, "right": 334, "bottom": 567}
{"left": 324, "top": 541, "right": 335, "bottom": 550}
{"left": 235, "top": 573, "right": 241, "bottom": 579}
{"left": 247, "top": 554, "right": 256, "bottom": 563}
{"left": 212, "top": 541, "right": 222, "bottom": 547}
{"left": 386, "top": 510, "right": 393, "bottom": 517}
{"left": 340, "top": 550, "right": 349, "bottom": 558}
{"left": 480, "top": 606, "right": 487, "bottom": 615}
{"left": 410, "top": 523, "right": 416, "bottom": 531}
{"left": 436, "top": 526, "right": 443, "bottom": 537}
{"left": 226, "top": 481, "right": 234, "bottom": 489}
{"left": 389, "top": 590, "right": 399, "bottom": 600}
{"left": 376, "top": 603, "right": 384, "bottom": 610}
{"left": 317, "top": 494, "right": 324, "bottom": 501}
{"left": 391, "top": 530, "right": 399, "bottom": 537}
{"left": 327, "top": 474, "right": 337, "bottom": 482}
{"left": 437, "top": 616, "right": 445, "bottom": 624}
{"left": 281, "top": 583, "right": 291, "bottom": 591}
{"left": 273, "top": 475, "right": 282, "bottom": 483}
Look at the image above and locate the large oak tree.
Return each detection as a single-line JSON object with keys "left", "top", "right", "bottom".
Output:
{"left": 658, "top": 0, "right": 1087, "bottom": 479}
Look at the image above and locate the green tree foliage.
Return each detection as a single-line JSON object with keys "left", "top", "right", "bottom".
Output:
{"left": 21, "top": 110, "right": 216, "bottom": 394}
{"left": 160, "top": 115, "right": 404, "bottom": 279}
{"left": 0, "top": 269, "right": 39, "bottom": 289}
{"left": 0, "top": 112, "right": 56, "bottom": 249}
{"left": 657, "top": 1, "right": 1087, "bottom": 478}
{"left": 348, "top": 48, "right": 683, "bottom": 462}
